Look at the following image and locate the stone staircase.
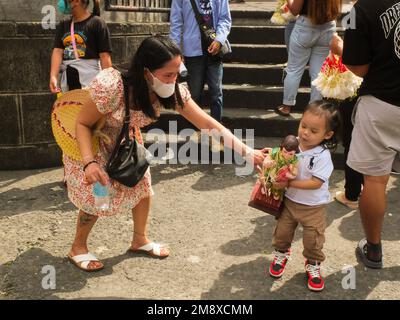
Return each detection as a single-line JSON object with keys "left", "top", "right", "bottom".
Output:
{"left": 144, "top": 4, "right": 346, "bottom": 169}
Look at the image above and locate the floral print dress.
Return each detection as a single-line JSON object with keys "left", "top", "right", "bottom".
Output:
{"left": 64, "top": 67, "right": 191, "bottom": 216}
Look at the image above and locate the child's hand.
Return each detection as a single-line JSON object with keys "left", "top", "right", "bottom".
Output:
{"left": 272, "top": 181, "right": 288, "bottom": 190}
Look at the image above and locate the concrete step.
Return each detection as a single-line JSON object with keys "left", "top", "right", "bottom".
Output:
{"left": 228, "top": 25, "right": 345, "bottom": 45}
{"left": 231, "top": 9, "right": 273, "bottom": 26}
{"left": 229, "top": 25, "right": 285, "bottom": 44}
{"left": 224, "top": 44, "right": 287, "bottom": 64}
{"left": 145, "top": 108, "right": 301, "bottom": 137}
{"left": 230, "top": 2, "right": 353, "bottom": 26}
{"left": 141, "top": 131, "right": 345, "bottom": 170}
{"left": 202, "top": 84, "right": 310, "bottom": 111}
{"left": 223, "top": 63, "right": 310, "bottom": 86}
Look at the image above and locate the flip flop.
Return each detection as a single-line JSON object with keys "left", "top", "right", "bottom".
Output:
{"left": 127, "top": 242, "right": 169, "bottom": 259}
{"left": 67, "top": 252, "right": 104, "bottom": 272}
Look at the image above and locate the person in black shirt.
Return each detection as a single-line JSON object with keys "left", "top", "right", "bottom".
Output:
{"left": 50, "top": 0, "right": 112, "bottom": 194}
{"left": 50, "top": 0, "right": 112, "bottom": 93}
{"left": 333, "top": 0, "right": 400, "bottom": 269}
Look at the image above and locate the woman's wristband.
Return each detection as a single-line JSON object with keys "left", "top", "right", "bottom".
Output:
{"left": 83, "top": 160, "right": 99, "bottom": 172}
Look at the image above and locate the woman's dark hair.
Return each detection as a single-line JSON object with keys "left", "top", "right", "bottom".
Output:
{"left": 78, "top": 0, "right": 100, "bottom": 16}
{"left": 123, "top": 35, "right": 184, "bottom": 120}
{"left": 307, "top": 0, "right": 342, "bottom": 25}
{"left": 303, "top": 100, "right": 341, "bottom": 150}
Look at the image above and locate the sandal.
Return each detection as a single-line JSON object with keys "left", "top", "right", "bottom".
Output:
{"left": 275, "top": 104, "right": 292, "bottom": 117}
{"left": 127, "top": 242, "right": 169, "bottom": 259}
{"left": 67, "top": 252, "right": 104, "bottom": 272}
{"left": 334, "top": 191, "right": 359, "bottom": 210}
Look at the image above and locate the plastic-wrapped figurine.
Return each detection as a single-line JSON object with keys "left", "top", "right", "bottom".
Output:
{"left": 270, "top": 0, "right": 297, "bottom": 25}
{"left": 249, "top": 135, "right": 299, "bottom": 217}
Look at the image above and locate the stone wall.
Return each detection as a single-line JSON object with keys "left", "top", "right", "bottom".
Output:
{"left": 0, "top": 5, "right": 169, "bottom": 169}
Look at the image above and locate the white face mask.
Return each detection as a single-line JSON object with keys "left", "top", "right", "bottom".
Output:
{"left": 148, "top": 71, "right": 176, "bottom": 98}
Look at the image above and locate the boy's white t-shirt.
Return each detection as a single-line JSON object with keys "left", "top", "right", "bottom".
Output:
{"left": 285, "top": 145, "right": 334, "bottom": 206}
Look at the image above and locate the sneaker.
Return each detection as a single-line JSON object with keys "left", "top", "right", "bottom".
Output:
{"left": 356, "top": 238, "right": 383, "bottom": 269}
{"left": 269, "top": 249, "right": 291, "bottom": 278}
{"left": 305, "top": 261, "right": 324, "bottom": 292}
{"left": 334, "top": 191, "right": 359, "bottom": 210}
{"left": 390, "top": 168, "right": 400, "bottom": 176}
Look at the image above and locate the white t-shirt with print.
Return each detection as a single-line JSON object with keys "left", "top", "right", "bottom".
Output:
{"left": 285, "top": 145, "right": 334, "bottom": 206}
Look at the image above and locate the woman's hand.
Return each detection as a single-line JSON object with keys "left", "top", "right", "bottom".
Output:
{"left": 330, "top": 33, "right": 343, "bottom": 56}
{"left": 49, "top": 75, "right": 61, "bottom": 93}
{"left": 84, "top": 162, "right": 109, "bottom": 186}
{"left": 251, "top": 149, "right": 268, "bottom": 166}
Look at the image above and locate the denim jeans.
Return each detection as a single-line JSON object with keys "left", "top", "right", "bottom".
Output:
{"left": 284, "top": 20, "right": 296, "bottom": 52}
{"left": 283, "top": 16, "right": 336, "bottom": 106}
{"left": 184, "top": 55, "right": 223, "bottom": 122}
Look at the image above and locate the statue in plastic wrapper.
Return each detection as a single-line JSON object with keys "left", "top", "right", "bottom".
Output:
{"left": 248, "top": 135, "right": 299, "bottom": 218}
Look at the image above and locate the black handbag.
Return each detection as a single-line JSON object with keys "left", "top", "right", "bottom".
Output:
{"left": 106, "top": 81, "right": 150, "bottom": 187}
{"left": 189, "top": 0, "right": 229, "bottom": 59}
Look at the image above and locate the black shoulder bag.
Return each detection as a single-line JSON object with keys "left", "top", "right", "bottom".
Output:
{"left": 189, "top": 0, "right": 229, "bottom": 59}
{"left": 106, "top": 81, "right": 150, "bottom": 187}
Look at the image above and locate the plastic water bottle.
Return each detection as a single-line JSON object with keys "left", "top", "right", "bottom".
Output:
{"left": 93, "top": 182, "right": 109, "bottom": 211}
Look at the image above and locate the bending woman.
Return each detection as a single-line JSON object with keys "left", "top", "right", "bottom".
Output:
{"left": 66, "top": 36, "right": 267, "bottom": 271}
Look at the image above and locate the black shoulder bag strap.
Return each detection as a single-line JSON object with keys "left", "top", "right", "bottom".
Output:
{"left": 189, "top": 0, "right": 209, "bottom": 53}
{"left": 190, "top": 0, "right": 204, "bottom": 26}
{"left": 106, "top": 80, "right": 133, "bottom": 166}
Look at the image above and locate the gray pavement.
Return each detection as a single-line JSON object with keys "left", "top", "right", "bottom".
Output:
{"left": 0, "top": 164, "right": 399, "bottom": 300}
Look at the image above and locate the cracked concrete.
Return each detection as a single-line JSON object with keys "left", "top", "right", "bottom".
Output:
{"left": 0, "top": 164, "right": 399, "bottom": 300}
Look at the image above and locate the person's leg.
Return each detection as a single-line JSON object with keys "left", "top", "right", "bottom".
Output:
{"left": 355, "top": 174, "right": 389, "bottom": 266}
{"left": 300, "top": 205, "right": 326, "bottom": 263}
{"left": 270, "top": 199, "right": 298, "bottom": 277}
{"left": 182, "top": 55, "right": 207, "bottom": 130}
{"left": 347, "top": 95, "right": 400, "bottom": 267}
{"left": 130, "top": 196, "right": 169, "bottom": 256}
{"left": 206, "top": 57, "right": 223, "bottom": 122}
{"left": 280, "top": 21, "right": 312, "bottom": 113}
{"left": 359, "top": 175, "right": 390, "bottom": 246}
{"left": 309, "top": 28, "right": 334, "bottom": 102}
{"left": 69, "top": 210, "right": 102, "bottom": 269}
{"left": 338, "top": 99, "right": 363, "bottom": 203}
{"left": 282, "top": 20, "right": 297, "bottom": 86}
{"left": 272, "top": 200, "right": 298, "bottom": 251}
{"left": 184, "top": 55, "right": 207, "bottom": 106}
{"left": 284, "top": 20, "right": 296, "bottom": 53}
{"left": 298, "top": 204, "right": 326, "bottom": 291}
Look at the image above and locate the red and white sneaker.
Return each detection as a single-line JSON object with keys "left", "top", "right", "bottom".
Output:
{"left": 305, "top": 260, "right": 324, "bottom": 292}
{"left": 269, "top": 249, "right": 291, "bottom": 278}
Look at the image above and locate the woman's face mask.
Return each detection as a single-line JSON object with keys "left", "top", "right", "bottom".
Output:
{"left": 147, "top": 70, "right": 176, "bottom": 98}
{"left": 57, "top": 0, "right": 72, "bottom": 15}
